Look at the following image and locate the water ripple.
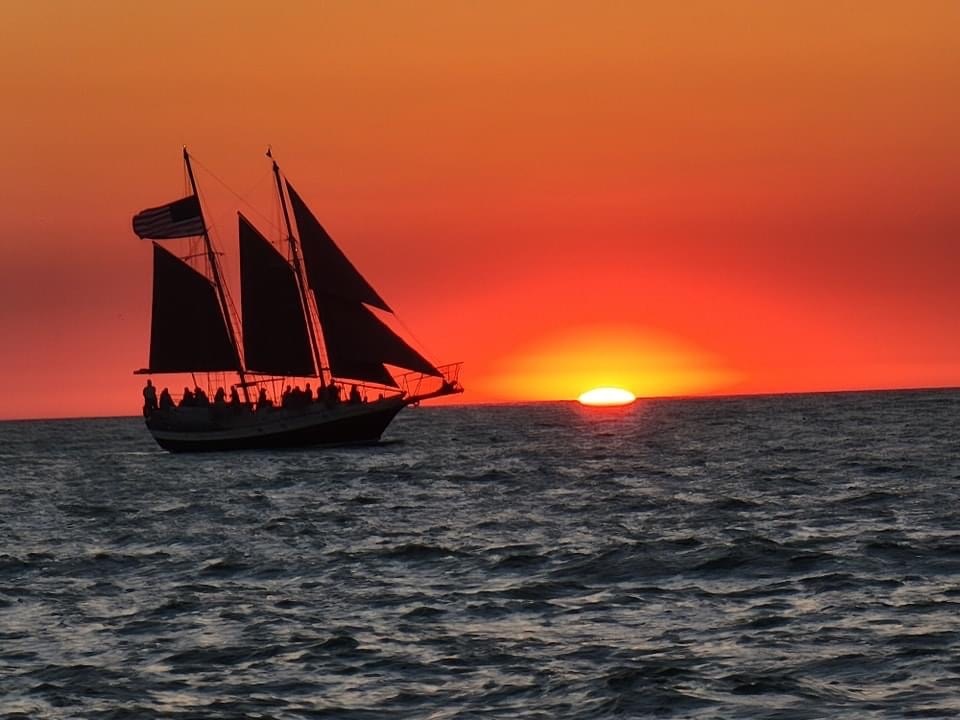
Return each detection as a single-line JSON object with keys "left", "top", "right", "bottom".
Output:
{"left": 0, "top": 390, "right": 958, "bottom": 718}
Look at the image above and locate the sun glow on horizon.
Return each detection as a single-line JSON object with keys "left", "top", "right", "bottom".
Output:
{"left": 478, "top": 325, "right": 739, "bottom": 403}
{"left": 578, "top": 387, "right": 636, "bottom": 406}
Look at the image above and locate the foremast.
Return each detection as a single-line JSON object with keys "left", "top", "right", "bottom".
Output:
{"left": 183, "top": 147, "right": 250, "bottom": 403}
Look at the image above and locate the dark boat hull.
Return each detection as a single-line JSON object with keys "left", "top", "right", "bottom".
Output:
{"left": 145, "top": 398, "right": 407, "bottom": 453}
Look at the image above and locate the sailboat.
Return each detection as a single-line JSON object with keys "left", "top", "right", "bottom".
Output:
{"left": 132, "top": 148, "right": 462, "bottom": 452}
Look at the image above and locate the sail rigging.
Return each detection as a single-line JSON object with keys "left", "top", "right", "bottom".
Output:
{"left": 134, "top": 150, "right": 463, "bottom": 452}
{"left": 136, "top": 151, "right": 453, "bottom": 389}
{"left": 238, "top": 214, "right": 316, "bottom": 377}
{"left": 147, "top": 243, "right": 240, "bottom": 373}
{"left": 283, "top": 177, "right": 442, "bottom": 385}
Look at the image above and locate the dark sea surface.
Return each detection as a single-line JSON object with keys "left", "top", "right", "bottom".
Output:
{"left": 1, "top": 390, "right": 959, "bottom": 719}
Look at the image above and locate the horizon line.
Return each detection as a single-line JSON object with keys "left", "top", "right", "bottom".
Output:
{"left": 1, "top": 384, "right": 957, "bottom": 423}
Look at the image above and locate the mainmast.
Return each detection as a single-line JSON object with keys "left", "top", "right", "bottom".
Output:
{"left": 183, "top": 147, "right": 250, "bottom": 402}
{"left": 268, "top": 149, "right": 327, "bottom": 388}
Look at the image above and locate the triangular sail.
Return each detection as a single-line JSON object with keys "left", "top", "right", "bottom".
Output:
{"left": 315, "top": 295, "right": 442, "bottom": 387}
{"left": 239, "top": 214, "right": 316, "bottom": 377}
{"left": 148, "top": 243, "right": 240, "bottom": 373}
{"left": 284, "top": 177, "right": 444, "bottom": 388}
{"left": 286, "top": 180, "right": 392, "bottom": 311}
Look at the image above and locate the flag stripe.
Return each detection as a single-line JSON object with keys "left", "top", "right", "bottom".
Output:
{"left": 133, "top": 195, "right": 205, "bottom": 239}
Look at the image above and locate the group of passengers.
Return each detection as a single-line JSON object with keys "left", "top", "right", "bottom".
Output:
{"left": 143, "top": 378, "right": 369, "bottom": 416}
{"left": 177, "top": 385, "right": 241, "bottom": 409}
{"left": 273, "top": 381, "right": 363, "bottom": 410}
{"left": 142, "top": 379, "right": 242, "bottom": 416}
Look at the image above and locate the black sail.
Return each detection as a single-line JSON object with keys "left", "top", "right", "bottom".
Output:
{"left": 315, "top": 295, "right": 441, "bottom": 387}
{"left": 286, "top": 180, "right": 392, "bottom": 311}
{"left": 239, "top": 214, "right": 316, "bottom": 377}
{"left": 148, "top": 243, "right": 239, "bottom": 373}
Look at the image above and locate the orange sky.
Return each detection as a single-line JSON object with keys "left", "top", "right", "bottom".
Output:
{"left": 0, "top": 1, "right": 958, "bottom": 419}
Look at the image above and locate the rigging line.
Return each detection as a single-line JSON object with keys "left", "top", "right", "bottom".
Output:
{"left": 384, "top": 307, "right": 438, "bottom": 364}
{"left": 192, "top": 180, "right": 245, "bottom": 358}
{"left": 189, "top": 154, "right": 280, "bottom": 233}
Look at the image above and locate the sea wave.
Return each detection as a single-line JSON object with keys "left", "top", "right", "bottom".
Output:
{"left": 1, "top": 390, "right": 958, "bottom": 717}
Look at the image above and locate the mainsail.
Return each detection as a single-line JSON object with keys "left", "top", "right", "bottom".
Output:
{"left": 286, "top": 179, "right": 442, "bottom": 386}
{"left": 238, "top": 214, "right": 316, "bottom": 377}
{"left": 147, "top": 243, "right": 240, "bottom": 373}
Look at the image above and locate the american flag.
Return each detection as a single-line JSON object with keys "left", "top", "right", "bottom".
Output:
{"left": 132, "top": 194, "right": 205, "bottom": 239}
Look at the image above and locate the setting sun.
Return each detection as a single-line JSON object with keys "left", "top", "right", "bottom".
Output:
{"left": 577, "top": 387, "right": 636, "bottom": 407}
{"left": 0, "top": 1, "right": 958, "bottom": 424}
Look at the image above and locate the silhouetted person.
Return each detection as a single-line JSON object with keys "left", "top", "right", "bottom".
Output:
{"left": 159, "top": 388, "right": 174, "bottom": 411}
{"left": 257, "top": 387, "right": 272, "bottom": 411}
{"left": 282, "top": 385, "right": 292, "bottom": 407}
{"left": 214, "top": 387, "right": 226, "bottom": 406}
{"left": 194, "top": 386, "right": 209, "bottom": 407}
{"left": 179, "top": 387, "right": 194, "bottom": 407}
{"left": 304, "top": 383, "right": 313, "bottom": 402}
{"left": 229, "top": 386, "right": 240, "bottom": 407}
{"left": 349, "top": 384, "right": 361, "bottom": 404}
{"left": 324, "top": 382, "right": 340, "bottom": 407}
{"left": 142, "top": 379, "right": 158, "bottom": 416}
{"left": 441, "top": 378, "right": 456, "bottom": 394}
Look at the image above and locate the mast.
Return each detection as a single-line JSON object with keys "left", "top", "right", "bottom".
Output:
{"left": 269, "top": 149, "right": 327, "bottom": 388}
{"left": 183, "top": 147, "right": 250, "bottom": 402}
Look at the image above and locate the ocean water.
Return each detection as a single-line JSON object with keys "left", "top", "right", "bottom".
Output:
{"left": 1, "top": 389, "right": 959, "bottom": 719}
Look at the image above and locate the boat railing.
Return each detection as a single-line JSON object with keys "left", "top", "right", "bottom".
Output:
{"left": 144, "top": 363, "right": 462, "bottom": 414}
{"left": 392, "top": 362, "right": 464, "bottom": 401}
